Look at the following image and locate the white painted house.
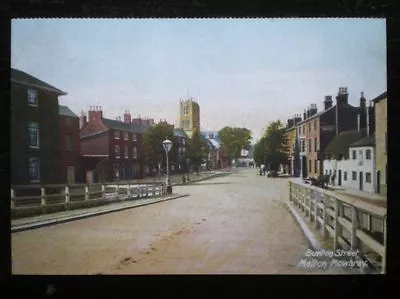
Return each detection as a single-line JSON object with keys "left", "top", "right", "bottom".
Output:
{"left": 324, "top": 130, "right": 376, "bottom": 194}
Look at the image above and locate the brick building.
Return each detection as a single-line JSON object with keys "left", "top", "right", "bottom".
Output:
{"left": 59, "top": 105, "right": 80, "bottom": 183}
{"left": 11, "top": 68, "right": 66, "bottom": 185}
{"left": 79, "top": 107, "right": 151, "bottom": 183}
{"left": 292, "top": 87, "right": 374, "bottom": 179}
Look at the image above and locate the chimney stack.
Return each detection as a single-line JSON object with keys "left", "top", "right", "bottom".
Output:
{"left": 88, "top": 105, "right": 103, "bottom": 123}
{"left": 79, "top": 110, "right": 87, "bottom": 129}
{"left": 123, "top": 110, "right": 131, "bottom": 124}
{"left": 336, "top": 87, "right": 349, "bottom": 107}
{"left": 303, "top": 109, "right": 307, "bottom": 120}
{"left": 310, "top": 104, "right": 317, "bottom": 116}
{"left": 324, "top": 96, "right": 333, "bottom": 110}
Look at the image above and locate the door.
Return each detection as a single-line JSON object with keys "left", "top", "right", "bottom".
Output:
{"left": 338, "top": 170, "right": 342, "bottom": 186}
{"left": 302, "top": 156, "right": 307, "bottom": 178}
{"left": 67, "top": 166, "right": 75, "bottom": 184}
{"left": 86, "top": 170, "right": 93, "bottom": 185}
{"left": 376, "top": 170, "right": 381, "bottom": 193}
{"left": 359, "top": 171, "right": 363, "bottom": 191}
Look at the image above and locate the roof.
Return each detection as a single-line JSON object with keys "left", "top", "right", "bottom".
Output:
{"left": 349, "top": 132, "right": 375, "bottom": 148}
{"left": 293, "top": 105, "right": 337, "bottom": 126}
{"left": 173, "top": 128, "right": 189, "bottom": 139}
{"left": 324, "top": 129, "right": 367, "bottom": 158}
{"left": 372, "top": 91, "right": 387, "bottom": 104}
{"left": 59, "top": 105, "right": 78, "bottom": 118}
{"left": 208, "top": 138, "right": 221, "bottom": 149}
{"left": 102, "top": 118, "right": 148, "bottom": 134}
{"left": 11, "top": 68, "right": 67, "bottom": 95}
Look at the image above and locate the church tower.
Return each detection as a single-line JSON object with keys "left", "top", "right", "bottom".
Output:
{"left": 179, "top": 96, "right": 200, "bottom": 138}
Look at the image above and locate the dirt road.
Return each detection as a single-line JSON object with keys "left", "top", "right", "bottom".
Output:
{"left": 12, "top": 168, "right": 357, "bottom": 274}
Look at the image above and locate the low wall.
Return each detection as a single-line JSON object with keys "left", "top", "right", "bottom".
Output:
{"left": 289, "top": 179, "right": 387, "bottom": 274}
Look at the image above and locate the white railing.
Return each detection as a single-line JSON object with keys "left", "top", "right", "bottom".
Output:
{"left": 289, "top": 179, "right": 386, "bottom": 274}
{"left": 11, "top": 181, "right": 167, "bottom": 214}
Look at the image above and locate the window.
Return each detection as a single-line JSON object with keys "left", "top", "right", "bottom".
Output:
{"left": 132, "top": 134, "right": 137, "bottom": 142}
{"left": 298, "top": 127, "right": 301, "bottom": 135}
{"left": 314, "top": 160, "right": 318, "bottom": 174}
{"left": 308, "top": 123, "right": 311, "bottom": 132}
{"left": 314, "top": 120, "right": 317, "bottom": 130}
{"left": 124, "top": 146, "right": 128, "bottom": 158}
{"left": 124, "top": 132, "right": 129, "bottom": 140}
{"left": 115, "top": 145, "right": 120, "bottom": 158}
{"left": 28, "top": 157, "right": 40, "bottom": 182}
{"left": 352, "top": 150, "right": 357, "bottom": 159}
{"left": 329, "top": 170, "right": 332, "bottom": 176}
{"left": 385, "top": 132, "right": 387, "bottom": 153}
{"left": 182, "top": 138, "right": 186, "bottom": 145}
{"left": 28, "top": 122, "right": 39, "bottom": 148}
{"left": 366, "top": 172, "right": 371, "bottom": 183}
{"left": 114, "top": 131, "right": 120, "bottom": 139}
{"left": 314, "top": 137, "right": 317, "bottom": 152}
{"left": 309, "top": 160, "right": 312, "bottom": 173}
{"left": 344, "top": 171, "right": 347, "bottom": 181}
{"left": 301, "top": 140, "right": 305, "bottom": 152}
{"left": 303, "top": 125, "right": 305, "bottom": 134}
{"left": 308, "top": 139, "right": 311, "bottom": 153}
{"left": 352, "top": 171, "right": 357, "bottom": 180}
{"left": 133, "top": 146, "right": 137, "bottom": 159}
{"left": 184, "top": 105, "right": 190, "bottom": 115}
{"left": 65, "top": 134, "right": 72, "bottom": 151}
{"left": 366, "top": 149, "right": 371, "bottom": 160}
{"left": 27, "top": 89, "right": 38, "bottom": 106}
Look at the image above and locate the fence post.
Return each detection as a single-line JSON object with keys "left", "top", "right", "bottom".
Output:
{"left": 41, "top": 187, "right": 46, "bottom": 206}
{"left": 334, "top": 199, "right": 340, "bottom": 250}
{"left": 127, "top": 183, "right": 131, "bottom": 199}
{"left": 289, "top": 181, "right": 292, "bottom": 202}
{"left": 382, "top": 216, "right": 387, "bottom": 274}
{"left": 138, "top": 184, "right": 141, "bottom": 198}
{"left": 85, "top": 186, "right": 89, "bottom": 201}
{"left": 350, "top": 206, "right": 359, "bottom": 250}
{"left": 65, "top": 186, "right": 70, "bottom": 209}
{"left": 11, "top": 189, "right": 15, "bottom": 209}
{"left": 101, "top": 184, "right": 106, "bottom": 199}
{"left": 146, "top": 184, "right": 149, "bottom": 197}
{"left": 314, "top": 190, "right": 319, "bottom": 229}
{"left": 322, "top": 193, "right": 328, "bottom": 239}
{"left": 152, "top": 184, "right": 156, "bottom": 197}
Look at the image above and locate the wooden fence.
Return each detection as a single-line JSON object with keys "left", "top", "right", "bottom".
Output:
{"left": 11, "top": 182, "right": 167, "bottom": 218}
{"left": 289, "top": 179, "right": 386, "bottom": 274}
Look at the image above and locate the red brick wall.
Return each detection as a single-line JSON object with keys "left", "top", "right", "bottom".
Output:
{"left": 59, "top": 115, "right": 80, "bottom": 183}
{"left": 80, "top": 132, "right": 110, "bottom": 156}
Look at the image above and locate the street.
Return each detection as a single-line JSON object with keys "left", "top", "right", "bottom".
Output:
{"left": 12, "top": 168, "right": 357, "bottom": 274}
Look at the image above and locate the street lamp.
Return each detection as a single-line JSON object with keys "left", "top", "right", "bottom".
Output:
{"left": 162, "top": 138, "right": 173, "bottom": 194}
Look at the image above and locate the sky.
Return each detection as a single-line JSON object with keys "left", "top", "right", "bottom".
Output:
{"left": 11, "top": 18, "right": 386, "bottom": 142}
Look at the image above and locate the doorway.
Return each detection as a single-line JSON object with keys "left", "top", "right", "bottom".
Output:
{"left": 67, "top": 166, "right": 75, "bottom": 184}
{"left": 302, "top": 156, "right": 307, "bottom": 178}
{"left": 338, "top": 170, "right": 342, "bottom": 186}
{"left": 359, "top": 171, "right": 363, "bottom": 191}
{"left": 376, "top": 170, "right": 381, "bottom": 193}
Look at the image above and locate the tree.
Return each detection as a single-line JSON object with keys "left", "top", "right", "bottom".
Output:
{"left": 187, "top": 128, "right": 209, "bottom": 173}
{"left": 256, "top": 120, "right": 288, "bottom": 171}
{"left": 142, "top": 122, "right": 177, "bottom": 175}
{"left": 218, "top": 127, "right": 252, "bottom": 162}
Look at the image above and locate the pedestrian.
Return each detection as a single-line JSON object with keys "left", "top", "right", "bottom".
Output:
{"left": 331, "top": 174, "right": 336, "bottom": 186}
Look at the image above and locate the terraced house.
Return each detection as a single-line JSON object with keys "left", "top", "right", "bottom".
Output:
{"left": 11, "top": 68, "right": 67, "bottom": 185}
{"left": 79, "top": 107, "right": 151, "bottom": 183}
{"left": 293, "top": 87, "right": 371, "bottom": 179}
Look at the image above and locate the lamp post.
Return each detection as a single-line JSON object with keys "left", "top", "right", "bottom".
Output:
{"left": 163, "top": 138, "right": 173, "bottom": 194}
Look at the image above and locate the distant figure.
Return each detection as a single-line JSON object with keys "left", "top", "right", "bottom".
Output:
{"left": 260, "top": 164, "right": 265, "bottom": 176}
{"left": 331, "top": 174, "right": 336, "bottom": 186}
